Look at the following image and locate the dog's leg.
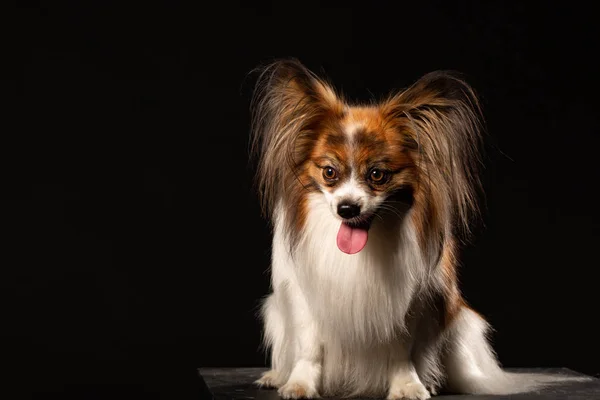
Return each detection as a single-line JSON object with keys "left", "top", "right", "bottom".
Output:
{"left": 387, "top": 341, "right": 431, "bottom": 400}
{"left": 255, "top": 292, "right": 292, "bottom": 389}
{"left": 277, "top": 283, "right": 322, "bottom": 399}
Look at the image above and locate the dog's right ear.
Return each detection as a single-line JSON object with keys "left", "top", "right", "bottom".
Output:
{"left": 251, "top": 58, "right": 344, "bottom": 121}
{"left": 249, "top": 59, "right": 344, "bottom": 219}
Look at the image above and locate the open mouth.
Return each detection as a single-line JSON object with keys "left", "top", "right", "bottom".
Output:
{"left": 343, "top": 215, "right": 374, "bottom": 230}
{"left": 336, "top": 214, "right": 374, "bottom": 255}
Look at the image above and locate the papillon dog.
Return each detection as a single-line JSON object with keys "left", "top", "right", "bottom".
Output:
{"left": 249, "top": 59, "right": 582, "bottom": 399}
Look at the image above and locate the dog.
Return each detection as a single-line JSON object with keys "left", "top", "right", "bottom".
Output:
{"left": 249, "top": 58, "right": 582, "bottom": 399}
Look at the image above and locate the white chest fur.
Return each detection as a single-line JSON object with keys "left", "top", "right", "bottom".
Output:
{"left": 275, "top": 194, "right": 426, "bottom": 347}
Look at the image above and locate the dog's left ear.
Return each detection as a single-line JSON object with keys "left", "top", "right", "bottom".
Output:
{"left": 380, "top": 70, "right": 484, "bottom": 153}
{"left": 381, "top": 71, "right": 483, "bottom": 120}
{"left": 402, "top": 71, "right": 479, "bottom": 106}
{"left": 380, "top": 71, "right": 485, "bottom": 239}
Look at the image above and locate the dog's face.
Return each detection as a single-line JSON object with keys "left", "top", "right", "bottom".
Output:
{"left": 306, "top": 106, "right": 417, "bottom": 228}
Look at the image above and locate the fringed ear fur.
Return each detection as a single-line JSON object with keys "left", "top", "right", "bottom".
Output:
{"left": 381, "top": 71, "right": 485, "bottom": 240}
{"left": 249, "top": 59, "right": 344, "bottom": 218}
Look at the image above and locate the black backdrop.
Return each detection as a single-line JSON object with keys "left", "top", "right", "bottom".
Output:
{"left": 13, "top": 0, "right": 600, "bottom": 394}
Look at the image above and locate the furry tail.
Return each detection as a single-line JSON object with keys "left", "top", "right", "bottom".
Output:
{"left": 443, "top": 306, "right": 591, "bottom": 395}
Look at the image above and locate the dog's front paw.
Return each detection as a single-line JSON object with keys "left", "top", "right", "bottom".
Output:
{"left": 278, "top": 381, "right": 320, "bottom": 399}
{"left": 387, "top": 381, "right": 431, "bottom": 400}
{"left": 255, "top": 369, "right": 281, "bottom": 389}
{"left": 426, "top": 384, "right": 438, "bottom": 396}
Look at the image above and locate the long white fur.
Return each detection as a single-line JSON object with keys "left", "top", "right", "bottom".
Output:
{"left": 257, "top": 194, "right": 588, "bottom": 399}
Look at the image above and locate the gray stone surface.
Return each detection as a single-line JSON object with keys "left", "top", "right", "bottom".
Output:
{"left": 199, "top": 367, "right": 600, "bottom": 400}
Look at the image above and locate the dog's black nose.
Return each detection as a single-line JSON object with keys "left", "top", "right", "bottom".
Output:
{"left": 337, "top": 202, "right": 361, "bottom": 219}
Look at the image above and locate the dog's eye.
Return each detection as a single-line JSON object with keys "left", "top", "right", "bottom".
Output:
{"left": 322, "top": 166, "right": 338, "bottom": 181}
{"left": 369, "top": 169, "right": 388, "bottom": 183}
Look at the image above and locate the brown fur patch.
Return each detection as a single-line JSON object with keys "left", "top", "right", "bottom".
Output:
{"left": 304, "top": 105, "right": 417, "bottom": 195}
{"left": 439, "top": 241, "right": 463, "bottom": 326}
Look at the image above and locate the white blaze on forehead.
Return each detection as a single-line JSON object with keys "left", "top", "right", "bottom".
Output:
{"left": 344, "top": 121, "right": 364, "bottom": 140}
{"left": 342, "top": 121, "right": 364, "bottom": 174}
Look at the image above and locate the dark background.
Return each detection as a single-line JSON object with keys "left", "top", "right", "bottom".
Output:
{"left": 12, "top": 0, "right": 599, "bottom": 395}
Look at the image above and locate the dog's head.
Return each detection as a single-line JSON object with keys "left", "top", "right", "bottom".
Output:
{"left": 305, "top": 105, "right": 418, "bottom": 253}
{"left": 250, "top": 59, "right": 483, "bottom": 254}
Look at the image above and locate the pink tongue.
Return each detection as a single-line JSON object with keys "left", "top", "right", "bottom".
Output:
{"left": 336, "top": 222, "right": 369, "bottom": 254}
